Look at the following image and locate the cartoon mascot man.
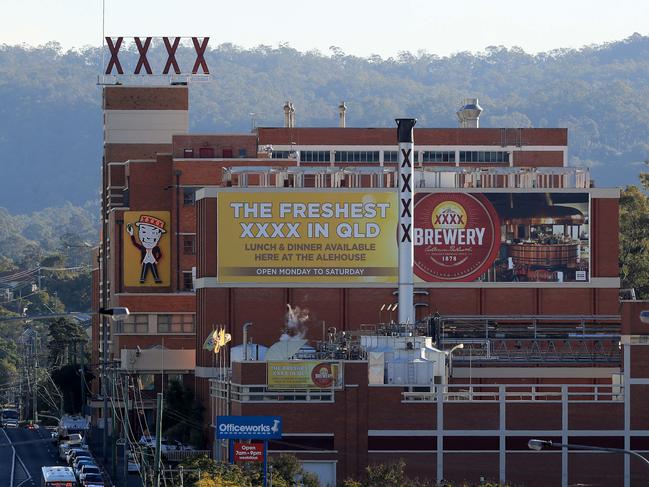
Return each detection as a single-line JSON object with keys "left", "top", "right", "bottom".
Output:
{"left": 126, "top": 215, "right": 166, "bottom": 284}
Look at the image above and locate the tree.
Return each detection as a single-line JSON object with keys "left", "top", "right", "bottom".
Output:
{"left": 270, "top": 454, "right": 319, "bottom": 487}
{"left": 162, "top": 380, "right": 205, "bottom": 447}
{"left": 179, "top": 454, "right": 320, "bottom": 487}
{"left": 619, "top": 164, "right": 649, "bottom": 298}
{"left": 47, "top": 317, "right": 87, "bottom": 366}
{"left": 49, "top": 364, "right": 92, "bottom": 414}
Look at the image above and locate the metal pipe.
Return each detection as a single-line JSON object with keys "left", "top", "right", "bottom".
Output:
{"left": 242, "top": 322, "right": 252, "bottom": 361}
{"left": 396, "top": 118, "right": 416, "bottom": 327}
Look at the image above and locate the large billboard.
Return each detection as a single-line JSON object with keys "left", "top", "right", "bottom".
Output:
{"left": 215, "top": 191, "right": 589, "bottom": 285}
{"left": 414, "top": 192, "right": 589, "bottom": 283}
{"left": 216, "top": 192, "right": 398, "bottom": 283}
{"left": 123, "top": 211, "right": 171, "bottom": 287}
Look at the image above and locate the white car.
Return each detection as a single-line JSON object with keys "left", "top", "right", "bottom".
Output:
{"left": 138, "top": 435, "right": 187, "bottom": 453}
{"left": 78, "top": 464, "right": 102, "bottom": 482}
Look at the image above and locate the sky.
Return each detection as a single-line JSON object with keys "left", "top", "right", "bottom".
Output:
{"left": 3, "top": 0, "right": 649, "bottom": 58}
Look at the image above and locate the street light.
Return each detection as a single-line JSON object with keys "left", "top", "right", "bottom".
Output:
{"left": 446, "top": 343, "right": 464, "bottom": 379}
{"left": 99, "top": 307, "right": 130, "bottom": 463}
{"left": 528, "top": 438, "right": 649, "bottom": 469}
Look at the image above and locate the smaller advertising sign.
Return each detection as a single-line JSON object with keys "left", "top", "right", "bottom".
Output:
{"left": 123, "top": 211, "right": 171, "bottom": 287}
{"left": 216, "top": 416, "right": 282, "bottom": 440}
{"left": 267, "top": 361, "right": 340, "bottom": 390}
{"left": 234, "top": 442, "right": 265, "bottom": 462}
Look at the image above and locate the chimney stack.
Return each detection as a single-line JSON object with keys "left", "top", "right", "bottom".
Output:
{"left": 283, "top": 102, "right": 291, "bottom": 128}
{"left": 457, "top": 98, "right": 483, "bottom": 128}
{"left": 395, "top": 118, "right": 417, "bottom": 326}
{"left": 338, "top": 101, "right": 347, "bottom": 128}
{"left": 289, "top": 102, "right": 296, "bottom": 128}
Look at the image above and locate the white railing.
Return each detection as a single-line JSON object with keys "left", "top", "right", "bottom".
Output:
{"left": 401, "top": 383, "right": 623, "bottom": 403}
{"left": 210, "top": 381, "right": 335, "bottom": 403}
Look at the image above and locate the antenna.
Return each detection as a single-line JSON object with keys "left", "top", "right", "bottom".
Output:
{"left": 101, "top": 0, "right": 106, "bottom": 74}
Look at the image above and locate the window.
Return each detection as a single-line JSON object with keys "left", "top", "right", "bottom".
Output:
{"left": 183, "top": 148, "right": 194, "bottom": 158}
{"left": 222, "top": 148, "right": 233, "bottom": 158}
{"left": 183, "top": 188, "right": 195, "bottom": 205}
{"left": 182, "top": 272, "right": 194, "bottom": 291}
{"left": 157, "top": 314, "right": 195, "bottom": 333}
{"left": 300, "top": 151, "right": 330, "bottom": 163}
{"left": 384, "top": 151, "right": 398, "bottom": 162}
{"left": 271, "top": 151, "right": 292, "bottom": 159}
{"left": 167, "top": 373, "right": 183, "bottom": 385}
{"left": 198, "top": 147, "right": 214, "bottom": 158}
{"left": 183, "top": 235, "right": 196, "bottom": 255}
{"left": 334, "top": 151, "right": 380, "bottom": 163}
{"left": 138, "top": 374, "right": 155, "bottom": 391}
{"left": 118, "top": 314, "right": 148, "bottom": 334}
{"left": 422, "top": 151, "right": 455, "bottom": 163}
{"left": 459, "top": 151, "right": 509, "bottom": 163}
{"left": 238, "top": 148, "right": 247, "bottom": 158}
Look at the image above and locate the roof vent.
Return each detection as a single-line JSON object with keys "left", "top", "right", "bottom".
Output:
{"left": 457, "top": 98, "right": 482, "bottom": 128}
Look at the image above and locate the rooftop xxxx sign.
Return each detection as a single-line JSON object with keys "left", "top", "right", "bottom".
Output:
{"left": 104, "top": 37, "right": 210, "bottom": 75}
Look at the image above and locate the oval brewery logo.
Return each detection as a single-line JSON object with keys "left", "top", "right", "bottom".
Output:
{"left": 311, "top": 363, "right": 334, "bottom": 388}
{"left": 413, "top": 193, "right": 500, "bottom": 281}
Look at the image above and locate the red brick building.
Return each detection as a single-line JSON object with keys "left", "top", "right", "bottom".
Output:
{"left": 94, "top": 86, "right": 649, "bottom": 486}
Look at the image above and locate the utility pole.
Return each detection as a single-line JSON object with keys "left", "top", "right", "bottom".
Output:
{"left": 111, "top": 370, "right": 117, "bottom": 480}
{"left": 123, "top": 377, "right": 129, "bottom": 485}
{"left": 79, "top": 342, "right": 86, "bottom": 416}
{"left": 102, "top": 316, "right": 109, "bottom": 462}
{"left": 153, "top": 393, "right": 163, "bottom": 487}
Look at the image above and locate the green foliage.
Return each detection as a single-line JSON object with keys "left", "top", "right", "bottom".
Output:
{"left": 163, "top": 380, "right": 205, "bottom": 447}
{"left": 49, "top": 364, "right": 92, "bottom": 414}
{"left": 179, "top": 454, "right": 320, "bottom": 487}
{"left": 47, "top": 317, "right": 88, "bottom": 366}
{"left": 344, "top": 460, "right": 507, "bottom": 487}
{"left": 620, "top": 182, "right": 649, "bottom": 298}
{"left": 270, "top": 454, "right": 319, "bottom": 487}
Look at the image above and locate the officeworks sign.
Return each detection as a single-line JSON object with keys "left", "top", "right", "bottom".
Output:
{"left": 216, "top": 416, "right": 282, "bottom": 440}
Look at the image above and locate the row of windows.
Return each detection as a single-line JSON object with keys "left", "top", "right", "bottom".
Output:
{"left": 459, "top": 151, "right": 509, "bottom": 163}
{"left": 334, "top": 151, "right": 380, "bottom": 162}
{"left": 273, "top": 150, "right": 509, "bottom": 164}
{"left": 423, "top": 151, "right": 456, "bottom": 162}
{"left": 300, "top": 151, "right": 331, "bottom": 162}
{"left": 271, "top": 150, "right": 293, "bottom": 159}
{"left": 117, "top": 314, "right": 196, "bottom": 334}
{"left": 183, "top": 148, "right": 248, "bottom": 158}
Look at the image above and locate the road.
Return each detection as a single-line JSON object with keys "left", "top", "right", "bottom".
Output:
{"left": 0, "top": 426, "right": 144, "bottom": 487}
{"left": 5, "top": 426, "right": 59, "bottom": 487}
{"left": 0, "top": 428, "right": 14, "bottom": 486}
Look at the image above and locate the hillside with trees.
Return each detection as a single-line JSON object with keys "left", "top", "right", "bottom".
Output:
{"left": 3, "top": 34, "right": 649, "bottom": 211}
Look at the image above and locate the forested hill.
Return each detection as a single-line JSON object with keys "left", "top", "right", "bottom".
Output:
{"left": 3, "top": 34, "right": 649, "bottom": 212}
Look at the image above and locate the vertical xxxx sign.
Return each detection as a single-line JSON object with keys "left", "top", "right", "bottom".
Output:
{"left": 400, "top": 147, "right": 413, "bottom": 243}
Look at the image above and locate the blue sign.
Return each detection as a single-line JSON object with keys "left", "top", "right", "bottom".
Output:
{"left": 216, "top": 415, "right": 282, "bottom": 440}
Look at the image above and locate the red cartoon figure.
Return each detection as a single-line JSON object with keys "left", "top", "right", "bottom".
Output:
{"left": 126, "top": 215, "right": 166, "bottom": 284}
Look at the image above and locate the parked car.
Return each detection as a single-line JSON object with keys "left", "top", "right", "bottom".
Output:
{"left": 65, "top": 447, "right": 89, "bottom": 464}
{"left": 69, "top": 450, "right": 92, "bottom": 467}
{"left": 78, "top": 464, "right": 101, "bottom": 482}
{"left": 73, "top": 456, "right": 95, "bottom": 472}
{"left": 138, "top": 435, "right": 195, "bottom": 452}
{"left": 82, "top": 473, "right": 107, "bottom": 487}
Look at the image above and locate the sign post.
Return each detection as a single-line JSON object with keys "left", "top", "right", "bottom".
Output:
{"left": 216, "top": 416, "right": 282, "bottom": 487}
{"left": 263, "top": 440, "right": 268, "bottom": 487}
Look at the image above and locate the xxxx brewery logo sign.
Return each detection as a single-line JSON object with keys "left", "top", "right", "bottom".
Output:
{"left": 413, "top": 193, "right": 500, "bottom": 281}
